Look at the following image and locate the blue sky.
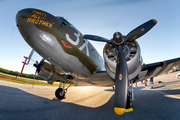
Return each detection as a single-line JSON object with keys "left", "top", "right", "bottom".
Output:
{"left": 0, "top": 0, "right": 180, "bottom": 74}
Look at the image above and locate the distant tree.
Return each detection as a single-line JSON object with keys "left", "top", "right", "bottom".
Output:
{"left": 0, "top": 67, "right": 45, "bottom": 80}
{"left": 13, "top": 71, "right": 19, "bottom": 76}
{"left": 0, "top": 67, "right": 3, "bottom": 72}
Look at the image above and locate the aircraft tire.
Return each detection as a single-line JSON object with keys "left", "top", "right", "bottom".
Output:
{"left": 55, "top": 88, "right": 65, "bottom": 99}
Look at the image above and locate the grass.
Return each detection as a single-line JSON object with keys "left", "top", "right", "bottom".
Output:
{"left": 0, "top": 75, "right": 60, "bottom": 86}
{"left": 0, "top": 73, "right": 77, "bottom": 87}
{"left": 0, "top": 72, "right": 76, "bottom": 87}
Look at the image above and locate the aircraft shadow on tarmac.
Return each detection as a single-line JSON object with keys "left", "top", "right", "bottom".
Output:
{"left": 1, "top": 85, "right": 180, "bottom": 120}
{"left": 162, "top": 80, "right": 180, "bottom": 85}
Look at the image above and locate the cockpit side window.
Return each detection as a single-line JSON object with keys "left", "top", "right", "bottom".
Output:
{"left": 56, "top": 17, "right": 68, "bottom": 26}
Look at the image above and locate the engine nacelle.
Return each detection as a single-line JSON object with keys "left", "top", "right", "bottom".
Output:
{"left": 103, "top": 41, "right": 143, "bottom": 80}
{"left": 38, "top": 61, "right": 73, "bottom": 84}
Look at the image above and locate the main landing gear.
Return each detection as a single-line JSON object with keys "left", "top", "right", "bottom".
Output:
{"left": 55, "top": 82, "right": 71, "bottom": 99}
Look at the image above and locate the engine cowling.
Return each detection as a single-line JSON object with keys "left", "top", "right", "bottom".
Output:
{"left": 103, "top": 41, "right": 143, "bottom": 80}
{"left": 38, "top": 61, "right": 74, "bottom": 84}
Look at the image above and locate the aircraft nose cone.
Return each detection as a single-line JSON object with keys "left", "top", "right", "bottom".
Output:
{"left": 16, "top": 8, "right": 32, "bottom": 25}
{"left": 16, "top": 8, "right": 56, "bottom": 29}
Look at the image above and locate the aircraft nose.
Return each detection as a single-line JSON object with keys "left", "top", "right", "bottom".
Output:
{"left": 16, "top": 8, "right": 32, "bottom": 25}
{"left": 16, "top": 8, "right": 55, "bottom": 29}
{"left": 16, "top": 8, "right": 58, "bottom": 55}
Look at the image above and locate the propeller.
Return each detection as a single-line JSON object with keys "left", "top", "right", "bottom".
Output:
{"left": 33, "top": 59, "right": 44, "bottom": 73}
{"left": 32, "top": 67, "right": 37, "bottom": 88}
{"left": 124, "top": 19, "right": 157, "bottom": 42}
{"left": 114, "top": 45, "right": 128, "bottom": 115}
{"left": 82, "top": 19, "right": 157, "bottom": 115}
{"left": 32, "top": 59, "right": 44, "bottom": 87}
{"left": 26, "top": 49, "right": 34, "bottom": 65}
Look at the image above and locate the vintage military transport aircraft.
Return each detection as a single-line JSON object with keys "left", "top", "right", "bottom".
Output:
{"left": 16, "top": 8, "right": 180, "bottom": 115}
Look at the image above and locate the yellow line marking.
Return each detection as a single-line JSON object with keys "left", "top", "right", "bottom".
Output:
{"left": 54, "top": 97, "right": 58, "bottom": 99}
{"left": 125, "top": 108, "right": 133, "bottom": 113}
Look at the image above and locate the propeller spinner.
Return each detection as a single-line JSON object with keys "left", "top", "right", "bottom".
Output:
{"left": 82, "top": 19, "right": 157, "bottom": 115}
{"left": 32, "top": 59, "right": 44, "bottom": 87}
{"left": 113, "top": 32, "right": 124, "bottom": 45}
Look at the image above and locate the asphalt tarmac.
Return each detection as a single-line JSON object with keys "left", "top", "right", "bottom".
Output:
{"left": 0, "top": 72, "right": 180, "bottom": 120}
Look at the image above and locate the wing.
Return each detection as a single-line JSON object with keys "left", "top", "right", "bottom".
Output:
{"left": 135, "top": 57, "right": 180, "bottom": 82}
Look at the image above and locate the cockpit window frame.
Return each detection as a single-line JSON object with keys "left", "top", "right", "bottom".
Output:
{"left": 56, "top": 17, "right": 68, "bottom": 26}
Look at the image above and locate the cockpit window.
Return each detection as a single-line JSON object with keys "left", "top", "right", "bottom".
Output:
{"left": 56, "top": 17, "right": 68, "bottom": 26}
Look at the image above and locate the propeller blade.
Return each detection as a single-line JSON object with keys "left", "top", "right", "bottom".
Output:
{"left": 26, "top": 49, "right": 34, "bottom": 65}
{"left": 124, "top": 19, "right": 157, "bottom": 42}
{"left": 81, "top": 34, "right": 113, "bottom": 44}
{"left": 114, "top": 46, "right": 128, "bottom": 115}
{"left": 33, "top": 59, "right": 44, "bottom": 73}
{"left": 32, "top": 59, "right": 44, "bottom": 88}
{"left": 35, "top": 60, "right": 38, "bottom": 65}
{"left": 32, "top": 69, "right": 37, "bottom": 88}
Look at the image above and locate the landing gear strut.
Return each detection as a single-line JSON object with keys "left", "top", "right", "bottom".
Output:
{"left": 125, "top": 80, "right": 134, "bottom": 112}
{"left": 55, "top": 82, "right": 71, "bottom": 99}
{"left": 129, "top": 80, "right": 135, "bottom": 102}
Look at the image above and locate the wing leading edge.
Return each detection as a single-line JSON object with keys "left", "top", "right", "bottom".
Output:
{"left": 135, "top": 57, "right": 180, "bottom": 82}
